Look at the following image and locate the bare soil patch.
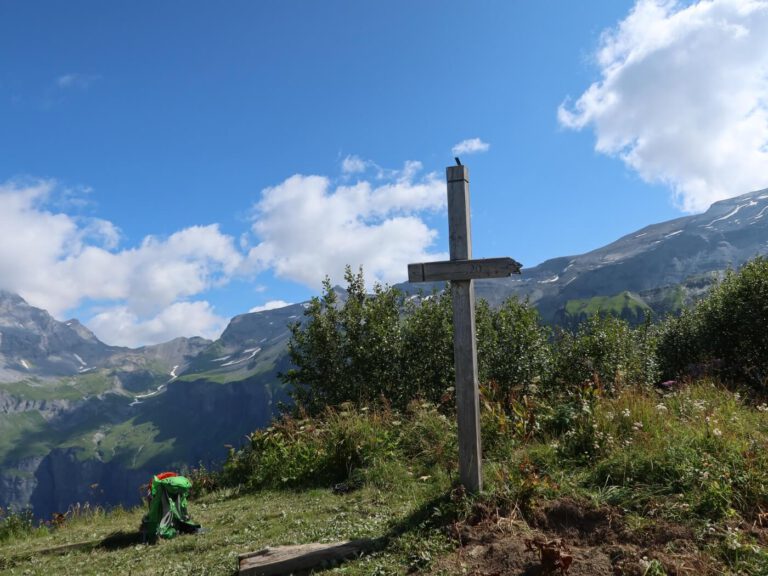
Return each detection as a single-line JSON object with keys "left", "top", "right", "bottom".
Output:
{"left": 432, "top": 498, "right": 719, "bottom": 576}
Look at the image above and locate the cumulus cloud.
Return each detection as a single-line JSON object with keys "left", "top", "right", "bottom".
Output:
{"left": 0, "top": 157, "right": 448, "bottom": 345}
{"left": 0, "top": 180, "right": 239, "bottom": 346}
{"left": 87, "top": 301, "right": 227, "bottom": 348}
{"left": 246, "top": 161, "right": 447, "bottom": 289}
{"left": 559, "top": 0, "right": 768, "bottom": 212}
{"left": 249, "top": 300, "right": 292, "bottom": 313}
{"left": 341, "top": 155, "right": 368, "bottom": 174}
{"left": 452, "top": 138, "right": 490, "bottom": 156}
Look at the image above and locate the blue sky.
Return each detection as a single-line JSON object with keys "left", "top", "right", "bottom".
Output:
{"left": 2, "top": 1, "right": 767, "bottom": 346}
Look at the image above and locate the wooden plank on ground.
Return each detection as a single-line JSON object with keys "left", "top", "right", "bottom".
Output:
{"left": 238, "top": 539, "right": 373, "bottom": 576}
{"left": 33, "top": 538, "right": 102, "bottom": 556}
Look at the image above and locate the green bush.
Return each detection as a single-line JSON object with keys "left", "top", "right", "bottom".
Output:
{"left": 284, "top": 266, "right": 556, "bottom": 414}
{"left": 658, "top": 256, "right": 768, "bottom": 390}
{"left": 400, "top": 292, "right": 454, "bottom": 406}
{"left": 0, "top": 508, "right": 37, "bottom": 543}
{"left": 552, "top": 313, "right": 658, "bottom": 394}
{"left": 221, "top": 403, "right": 456, "bottom": 490}
{"left": 477, "top": 298, "right": 552, "bottom": 399}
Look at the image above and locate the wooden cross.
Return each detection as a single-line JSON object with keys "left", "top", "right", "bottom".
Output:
{"left": 407, "top": 164, "right": 521, "bottom": 493}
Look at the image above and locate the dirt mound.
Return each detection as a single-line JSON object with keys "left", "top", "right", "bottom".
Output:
{"left": 433, "top": 498, "right": 716, "bottom": 576}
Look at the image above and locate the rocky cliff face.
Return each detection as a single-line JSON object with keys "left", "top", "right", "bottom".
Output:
{"left": 0, "top": 292, "right": 281, "bottom": 518}
{"left": 2, "top": 374, "right": 283, "bottom": 518}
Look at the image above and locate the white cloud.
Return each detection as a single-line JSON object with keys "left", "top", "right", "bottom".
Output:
{"left": 56, "top": 73, "right": 99, "bottom": 90}
{"left": 341, "top": 155, "right": 368, "bottom": 174}
{"left": 249, "top": 300, "right": 292, "bottom": 313}
{"left": 87, "top": 301, "right": 227, "bottom": 348}
{"left": 451, "top": 138, "right": 490, "bottom": 156}
{"left": 246, "top": 161, "right": 447, "bottom": 289}
{"left": 0, "top": 180, "right": 240, "bottom": 345}
{"left": 559, "top": 0, "right": 768, "bottom": 212}
{"left": 0, "top": 157, "right": 448, "bottom": 346}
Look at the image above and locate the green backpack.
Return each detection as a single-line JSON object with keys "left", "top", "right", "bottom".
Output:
{"left": 141, "top": 474, "right": 201, "bottom": 540}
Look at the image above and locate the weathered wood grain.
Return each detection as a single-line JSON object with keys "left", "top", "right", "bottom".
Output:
{"left": 407, "top": 163, "right": 522, "bottom": 495}
{"left": 238, "top": 540, "right": 373, "bottom": 576}
{"left": 447, "top": 165, "right": 471, "bottom": 261}
{"left": 452, "top": 279, "right": 483, "bottom": 492}
{"left": 407, "top": 257, "right": 521, "bottom": 282}
{"left": 446, "top": 166, "right": 483, "bottom": 493}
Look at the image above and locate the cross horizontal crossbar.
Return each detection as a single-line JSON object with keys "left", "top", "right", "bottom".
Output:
{"left": 408, "top": 257, "right": 522, "bottom": 283}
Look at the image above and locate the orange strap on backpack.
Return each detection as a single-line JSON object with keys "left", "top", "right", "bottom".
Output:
{"left": 150, "top": 471, "right": 178, "bottom": 492}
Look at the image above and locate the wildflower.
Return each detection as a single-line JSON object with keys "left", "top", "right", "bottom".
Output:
{"left": 655, "top": 403, "right": 668, "bottom": 412}
{"left": 622, "top": 408, "right": 631, "bottom": 418}
{"left": 632, "top": 421, "right": 643, "bottom": 431}
{"left": 757, "top": 404, "right": 768, "bottom": 413}
{"left": 605, "top": 411, "right": 615, "bottom": 421}
{"left": 712, "top": 428, "right": 722, "bottom": 437}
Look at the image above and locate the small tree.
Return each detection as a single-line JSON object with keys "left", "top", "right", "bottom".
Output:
{"left": 658, "top": 256, "right": 768, "bottom": 389}
{"left": 282, "top": 267, "right": 406, "bottom": 413}
{"left": 401, "top": 291, "right": 454, "bottom": 406}
{"left": 283, "top": 276, "right": 346, "bottom": 412}
{"left": 478, "top": 297, "right": 552, "bottom": 399}
{"left": 553, "top": 313, "right": 657, "bottom": 394}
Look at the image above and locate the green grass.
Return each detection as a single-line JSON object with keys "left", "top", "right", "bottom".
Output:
{"left": 176, "top": 370, "right": 256, "bottom": 384}
{"left": 0, "top": 373, "right": 114, "bottom": 402}
{"left": 0, "top": 482, "right": 451, "bottom": 576}
{"left": 0, "top": 412, "right": 48, "bottom": 461}
{"left": 60, "top": 419, "right": 175, "bottom": 467}
{"left": 564, "top": 290, "right": 651, "bottom": 321}
{"left": 5, "top": 382, "right": 768, "bottom": 574}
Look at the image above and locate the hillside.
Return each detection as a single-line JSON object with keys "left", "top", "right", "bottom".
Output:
{"left": 0, "top": 293, "right": 289, "bottom": 519}
{"left": 3, "top": 382, "right": 768, "bottom": 576}
{"left": 469, "top": 187, "right": 768, "bottom": 321}
{"left": 4, "top": 188, "right": 768, "bottom": 519}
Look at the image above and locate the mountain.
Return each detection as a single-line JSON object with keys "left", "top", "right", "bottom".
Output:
{"left": 3, "top": 187, "right": 768, "bottom": 518}
{"left": 0, "top": 296, "right": 289, "bottom": 518}
{"left": 467, "top": 187, "right": 768, "bottom": 321}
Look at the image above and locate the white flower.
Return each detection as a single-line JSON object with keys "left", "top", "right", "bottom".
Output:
{"left": 622, "top": 408, "right": 631, "bottom": 418}
{"left": 712, "top": 428, "right": 722, "bottom": 437}
{"left": 655, "top": 403, "right": 668, "bottom": 412}
{"left": 633, "top": 421, "right": 643, "bottom": 431}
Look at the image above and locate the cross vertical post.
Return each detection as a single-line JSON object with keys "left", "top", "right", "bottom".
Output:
{"left": 407, "top": 164, "right": 521, "bottom": 495}
{"left": 446, "top": 165, "right": 483, "bottom": 493}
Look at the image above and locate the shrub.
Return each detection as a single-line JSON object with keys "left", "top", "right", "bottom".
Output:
{"left": 552, "top": 313, "right": 658, "bottom": 395}
{"left": 401, "top": 291, "right": 454, "bottom": 406}
{"left": 478, "top": 298, "right": 552, "bottom": 399}
{"left": 0, "top": 508, "right": 37, "bottom": 543}
{"left": 221, "top": 402, "right": 458, "bottom": 491}
{"left": 283, "top": 267, "right": 407, "bottom": 412}
{"left": 658, "top": 256, "right": 768, "bottom": 391}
